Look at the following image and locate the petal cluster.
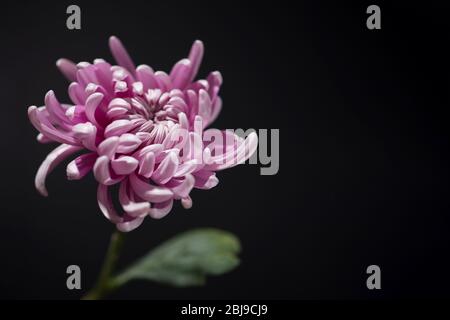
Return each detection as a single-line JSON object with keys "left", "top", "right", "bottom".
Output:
{"left": 28, "top": 36, "right": 257, "bottom": 231}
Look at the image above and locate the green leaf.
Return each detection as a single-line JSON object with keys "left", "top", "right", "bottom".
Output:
{"left": 113, "top": 228, "right": 241, "bottom": 287}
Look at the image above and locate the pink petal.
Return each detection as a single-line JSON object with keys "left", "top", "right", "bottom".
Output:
{"left": 154, "top": 71, "right": 172, "bottom": 91}
{"left": 45, "top": 90, "right": 70, "bottom": 126}
{"left": 72, "top": 122, "right": 97, "bottom": 151}
{"left": 174, "top": 159, "right": 198, "bottom": 177}
{"left": 170, "top": 59, "right": 192, "bottom": 89}
{"left": 214, "top": 132, "right": 258, "bottom": 170}
{"left": 132, "top": 143, "right": 164, "bottom": 159}
{"left": 188, "top": 40, "right": 204, "bottom": 82}
{"left": 136, "top": 65, "right": 157, "bottom": 90}
{"left": 181, "top": 195, "right": 193, "bottom": 209}
{"left": 129, "top": 173, "right": 173, "bottom": 203}
{"left": 109, "top": 36, "right": 136, "bottom": 76}
{"left": 209, "top": 96, "right": 222, "bottom": 125}
{"left": 116, "top": 215, "right": 145, "bottom": 232}
{"left": 37, "top": 133, "right": 53, "bottom": 144}
{"left": 97, "top": 184, "right": 123, "bottom": 223}
{"left": 68, "top": 82, "right": 86, "bottom": 105}
{"left": 35, "top": 144, "right": 82, "bottom": 196}
{"left": 116, "top": 133, "right": 142, "bottom": 154}
{"left": 93, "top": 155, "right": 124, "bottom": 185}
{"left": 85, "top": 92, "right": 104, "bottom": 128}
{"left": 28, "top": 106, "right": 78, "bottom": 145}
{"left": 152, "top": 152, "right": 179, "bottom": 184}
{"left": 104, "top": 119, "right": 134, "bottom": 138}
{"left": 66, "top": 152, "right": 97, "bottom": 180}
{"left": 119, "top": 180, "right": 150, "bottom": 218}
{"left": 148, "top": 199, "right": 173, "bottom": 219}
{"left": 198, "top": 89, "right": 212, "bottom": 122}
{"left": 171, "top": 174, "right": 195, "bottom": 198}
{"left": 193, "top": 170, "right": 219, "bottom": 190}
{"left": 56, "top": 58, "right": 78, "bottom": 82}
{"left": 97, "top": 136, "right": 119, "bottom": 159}
{"left": 111, "top": 156, "right": 139, "bottom": 175}
{"left": 138, "top": 151, "right": 156, "bottom": 178}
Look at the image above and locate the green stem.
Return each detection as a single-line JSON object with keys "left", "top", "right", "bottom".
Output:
{"left": 82, "top": 230, "right": 125, "bottom": 300}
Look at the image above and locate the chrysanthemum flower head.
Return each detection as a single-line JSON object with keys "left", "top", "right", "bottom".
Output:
{"left": 28, "top": 36, "right": 258, "bottom": 231}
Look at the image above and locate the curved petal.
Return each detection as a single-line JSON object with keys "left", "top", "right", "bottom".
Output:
{"left": 170, "top": 59, "right": 191, "bottom": 89}
{"left": 28, "top": 106, "right": 79, "bottom": 145}
{"left": 152, "top": 152, "right": 179, "bottom": 184}
{"left": 174, "top": 159, "right": 198, "bottom": 177}
{"left": 85, "top": 92, "right": 104, "bottom": 128}
{"left": 116, "top": 215, "right": 145, "bottom": 232}
{"left": 66, "top": 152, "right": 97, "bottom": 180}
{"left": 204, "top": 131, "right": 259, "bottom": 171}
{"left": 198, "top": 89, "right": 212, "bottom": 122}
{"left": 111, "top": 156, "right": 139, "bottom": 175}
{"left": 35, "top": 144, "right": 82, "bottom": 196}
{"left": 93, "top": 155, "right": 124, "bottom": 185}
{"left": 45, "top": 90, "right": 71, "bottom": 126}
{"left": 97, "top": 136, "right": 119, "bottom": 159}
{"left": 129, "top": 173, "right": 173, "bottom": 203}
{"left": 136, "top": 65, "right": 157, "bottom": 90}
{"left": 72, "top": 122, "right": 97, "bottom": 151}
{"left": 109, "top": 36, "right": 136, "bottom": 76}
{"left": 138, "top": 151, "right": 155, "bottom": 178}
{"left": 116, "top": 133, "right": 142, "bottom": 154}
{"left": 148, "top": 199, "right": 173, "bottom": 219}
{"left": 119, "top": 180, "right": 150, "bottom": 218}
{"left": 104, "top": 119, "right": 134, "bottom": 137}
{"left": 171, "top": 174, "right": 195, "bottom": 198}
{"left": 68, "top": 82, "right": 86, "bottom": 105}
{"left": 193, "top": 170, "right": 219, "bottom": 190}
{"left": 37, "top": 133, "right": 53, "bottom": 144}
{"left": 181, "top": 195, "right": 193, "bottom": 209}
{"left": 188, "top": 40, "right": 204, "bottom": 82}
{"left": 56, "top": 58, "right": 78, "bottom": 82}
{"left": 97, "top": 184, "right": 123, "bottom": 223}
{"left": 154, "top": 71, "right": 172, "bottom": 91}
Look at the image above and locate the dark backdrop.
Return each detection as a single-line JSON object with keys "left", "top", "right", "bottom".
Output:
{"left": 0, "top": 1, "right": 449, "bottom": 299}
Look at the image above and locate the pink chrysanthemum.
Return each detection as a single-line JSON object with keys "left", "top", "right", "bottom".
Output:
{"left": 28, "top": 36, "right": 258, "bottom": 231}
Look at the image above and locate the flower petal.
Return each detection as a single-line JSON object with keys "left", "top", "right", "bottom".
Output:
{"left": 129, "top": 174, "right": 173, "bottom": 203}
{"left": 136, "top": 65, "right": 157, "bottom": 90}
{"left": 93, "top": 155, "right": 123, "bottom": 185}
{"left": 97, "top": 184, "right": 122, "bottom": 223}
{"left": 152, "top": 152, "right": 179, "bottom": 184}
{"left": 97, "top": 136, "right": 120, "bottom": 159}
{"left": 170, "top": 59, "right": 191, "bottom": 89}
{"left": 181, "top": 195, "right": 193, "bottom": 209}
{"left": 193, "top": 170, "right": 219, "bottom": 190}
{"left": 116, "top": 133, "right": 142, "bottom": 154}
{"left": 188, "top": 40, "right": 204, "bottom": 82}
{"left": 44, "top": 90, "right": 71, "bottom": 126}
{"left": 72, "top": 122, "right": 97, "bottom": 151}
{"left": 148, "top": 199, "right": 173, "bottom": 219}
{"left": 28, "top": 106, "right": 78, "bottom": 145}
{"left": 35, "top": 144, "right": 82, "bottom": 196}
{"left": 116, "top": 215, "right": 145, "bottom": 232}
{"left": 171, "top": 174, "right": 195, "bottom": 198}
{"left": 66, "top": 152, "right": 97, "bottom": 180}
{"left": 85, "top": 92, "right": 104, "bottom": 128}
{"left": 119, "top": 180, "right": 150, "bottom": 218}
{"left": 109, "top": 36, "right": 136, "bottom": 76}
{"left": 111, "top": 156, "right": 139, "bottom": 175}
{"left": 68, "top": 82, "right": 86, "bottom": 105}
{"left": 138, "top": 151, "right": 155, "bottom": 178}
{"left": 104, "top": 119, "right": 134, "bottom": 138}
{"left": 56, "top": 58, "right": 78, "bottom": 82}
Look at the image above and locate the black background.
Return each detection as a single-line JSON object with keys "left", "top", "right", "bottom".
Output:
{"left": 0, "top": 1, "right": 449, "bottom": 299}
